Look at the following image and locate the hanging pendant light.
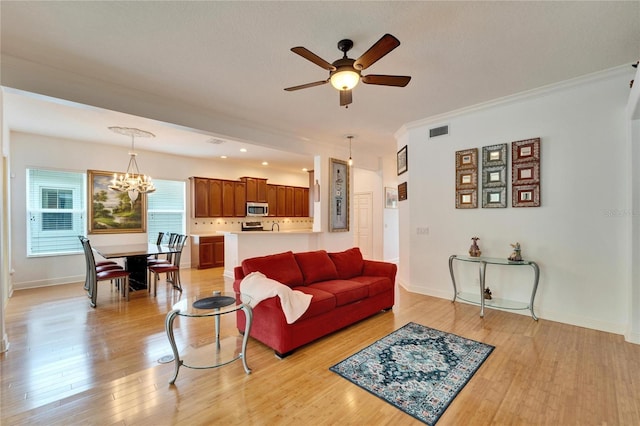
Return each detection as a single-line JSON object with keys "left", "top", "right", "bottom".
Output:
{"left": 108, "top": 126, "right": 156, "bottom": 202}
{"left": 347, "top": 135, "right": 354, "bottom": 166}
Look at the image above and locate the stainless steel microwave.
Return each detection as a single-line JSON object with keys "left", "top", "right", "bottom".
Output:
{"left": 246, "top": 202, "right": 269, "bottom": 216}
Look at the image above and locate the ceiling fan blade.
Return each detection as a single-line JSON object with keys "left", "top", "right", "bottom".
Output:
{"left": 340, "top": 89, "right": 352, "bottom": 107}
{"left": 353, "top": 34, "right": 401, "bottom": 71}
{"left": 284, "top": 80, "right": 329, "bottom": 91}
{"left": 291, "top": 47, "right": 337, "bottom": 71}
{"left": 361, "top": 74, "right": 411, "bottom": 87}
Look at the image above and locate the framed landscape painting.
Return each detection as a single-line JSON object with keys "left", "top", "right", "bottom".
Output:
{"left": 88, "top": 170, "right": 146, "bottom": 234}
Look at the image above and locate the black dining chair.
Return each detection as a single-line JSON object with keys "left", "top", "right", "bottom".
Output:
{"left": 80, "top": 237, "right": 131, "bottom": 307}
{"left": 78, "top": 235, "right": 120, "bottom": 294}
{"left": 148, "top": 234, "right": 188, "bottom": 297}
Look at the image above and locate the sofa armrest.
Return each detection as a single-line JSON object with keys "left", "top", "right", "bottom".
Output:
{"left": 362, "top": 260, "right": 397, "bottom": 283}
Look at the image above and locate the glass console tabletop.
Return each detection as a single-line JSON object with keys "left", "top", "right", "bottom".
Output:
{"left": 165, "top": 291, "right": 253, "bottom": 384}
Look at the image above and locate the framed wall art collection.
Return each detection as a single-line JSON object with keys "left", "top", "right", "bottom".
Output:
{"left": 455, "top": 138, "right": 541, "bottom": 209}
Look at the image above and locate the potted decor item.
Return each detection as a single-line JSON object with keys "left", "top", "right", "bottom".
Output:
{"left": 469, "top": 237, "right": 481, "bottom": 257}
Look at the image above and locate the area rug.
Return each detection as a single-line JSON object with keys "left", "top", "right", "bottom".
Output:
{"left": 329, "top": 322, "right": 494, "bottom": 425}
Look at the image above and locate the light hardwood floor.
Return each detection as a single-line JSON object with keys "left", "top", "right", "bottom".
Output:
{"left": 2, "top": 267, "right": 639, "bottom": 425}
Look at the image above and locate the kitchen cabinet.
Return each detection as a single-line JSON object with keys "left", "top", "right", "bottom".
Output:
{"left": 234, "top": 181, "right": 246, "bottom": 217}
{"left": 242, "top": 177, "right": 267, "bottom": 202}
{"left": 222, "top": 180, "right": 235, "bottom": 217}
{"left": 285, "top": 186, "right": 295, "bottom": 217}
{"left": 302, "top": 188, "right": 309, "bottom": 217}
{"left": 294, "top": 187, "right": 304, "bottom": 217}
{"left": 191, "top": 177, "right": 309, "bottom": 218}
{"left": 192, "top": 177, "right": 210, "bottom": 217}
{"left": 209, "top": 179, "right": 223, "bottom": 217}
{"left": 277, "top": 185, "right": 286, "bottom": 216}
{"left": 191, "top": 235, "right": 224, "bottom": 269}
{"left": 267, "top": 184, "right": 278, "bottom": 216}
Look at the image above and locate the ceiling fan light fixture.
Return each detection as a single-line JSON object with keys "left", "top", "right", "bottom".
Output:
{"left": 330, "top": 69, "right": 360, "bottom": 91}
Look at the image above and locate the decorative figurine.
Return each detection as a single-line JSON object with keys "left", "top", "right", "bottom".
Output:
{"left": 469, "top": 237, "right": 481, "bottom": 257}
{"left": 508, "top": 242, "right": 522, "bottom": 262}
{"left": 484, "top": 288, "right": 493, "bottom": 300}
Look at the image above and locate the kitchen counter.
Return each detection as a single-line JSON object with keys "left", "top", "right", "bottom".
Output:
{"left": 219, "top": 230, "right": 320, "bottom": 278}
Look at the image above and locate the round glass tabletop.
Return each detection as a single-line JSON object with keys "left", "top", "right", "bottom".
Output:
{"left": 171, "top": 291, "right": 251, "bottom": 317}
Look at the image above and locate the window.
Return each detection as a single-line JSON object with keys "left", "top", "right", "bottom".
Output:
{"left": 27, "top": 169, "right": 86, "bottom": 256}
{"left": 147, "top": 179, "right": 186, "bottom": 244}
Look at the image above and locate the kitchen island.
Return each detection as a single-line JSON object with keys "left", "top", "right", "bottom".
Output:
{"left": 216, "top": 230, "right": 320, "bottom": 278}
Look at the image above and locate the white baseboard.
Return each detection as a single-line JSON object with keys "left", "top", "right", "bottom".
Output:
{"left": 13, "top": 274, "right": 85, "bottom": 290}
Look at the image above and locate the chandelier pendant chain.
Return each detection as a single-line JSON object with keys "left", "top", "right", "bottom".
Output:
{"left": 108, "top": 126, "right": 156, "bottom": 202}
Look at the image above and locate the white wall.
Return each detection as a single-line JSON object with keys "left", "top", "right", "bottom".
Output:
{"left": 9, "top": 132, "right": 310, "bottom": 289}
{"left": 396, "top": 68, "right": 634, "bottom": 335}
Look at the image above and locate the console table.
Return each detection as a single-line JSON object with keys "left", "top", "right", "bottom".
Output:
{"left": 165, "top": 292, "right": 252, "bottom": 384}
{"left": 448, "top": 255, "right": 540, "bottom": 320}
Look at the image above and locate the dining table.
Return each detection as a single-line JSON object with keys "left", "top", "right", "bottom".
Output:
{"left": 93, "top": 243, "right": 180, "bottom": 290}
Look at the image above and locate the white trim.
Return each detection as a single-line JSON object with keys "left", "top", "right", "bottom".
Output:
{"left": 396, "top": 65, "right": 632, "bottom": 137}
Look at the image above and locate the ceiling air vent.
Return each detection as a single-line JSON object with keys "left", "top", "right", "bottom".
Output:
{"left": 206, "top": 137, "right": 226, "bottom": 145}
{"left": 429, "top": 125, "right": 449, "bottom": 138}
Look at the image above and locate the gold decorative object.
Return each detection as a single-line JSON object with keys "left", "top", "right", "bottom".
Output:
{"left": 469, "top": 237, "right": 481, "bottom": 257}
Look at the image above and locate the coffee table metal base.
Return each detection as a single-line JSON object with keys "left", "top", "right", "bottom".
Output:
{"left": 165, "top": 303, "right": 252, "bottom": 384}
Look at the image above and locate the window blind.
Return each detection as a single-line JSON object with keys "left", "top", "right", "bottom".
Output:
{"left": 27, "top": 168, "right": 86, "bottom": 256}
{"left": 147, "top": 179, "right": 186, "bottom": 244}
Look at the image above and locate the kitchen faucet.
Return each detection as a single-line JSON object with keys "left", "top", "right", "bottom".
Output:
{"left": 271, "top": 222, "right": 280, "bottom": 232}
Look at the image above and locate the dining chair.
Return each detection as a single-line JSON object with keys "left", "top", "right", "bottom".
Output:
{"left": 148, "top": 234, "right": 188, "bottom": 297}
{"left": 78, "top": 235, "right": 120, "bottom": 293}
{"left": 80, "top": 237, "right": 131, "bottom": 307}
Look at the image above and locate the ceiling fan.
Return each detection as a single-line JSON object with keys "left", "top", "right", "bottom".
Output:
{"left": 284, "top": 34, "right": 411, "bottom": 107}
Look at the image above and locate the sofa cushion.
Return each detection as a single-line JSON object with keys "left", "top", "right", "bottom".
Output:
{"left": 242, "top": 251, "right": 304, "bottom": 288}
{"left": 349, "top": 275, "right": 393, "bottom": 297}
{"left": 308, "top": 280, "right": 369, "bottom": 306}
{"left": 294, "top": 250, "right": 338, "bottom": 285}
{"left": 328, "top": 247, "right": 364, "bottom": 279}
{"left": 294, "top": 286, "right": 337, "bottom": 321}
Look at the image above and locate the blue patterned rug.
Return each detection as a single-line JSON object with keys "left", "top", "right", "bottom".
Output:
{"left": 329, "top": 322, "right": 494, "bottom": 425}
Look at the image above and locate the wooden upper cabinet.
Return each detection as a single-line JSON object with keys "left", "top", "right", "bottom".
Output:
{"left": 234, "top": 181, "right": 246, "bottom": 217}
{"left": 285, "top": 186, "right": 295, "bottom": 217}
{"left": 267, "top": 184, "right": 278, "bottom": 216}
{"left": 192, "top": 176, "right": 309, "bottom": 218}
{"left": 277, "top": 185, "right": 287, "bottom": 216}
{"left": 302, "top": 188, "right": 310, "bottom": 217}
{"left": 209, "top": 179, "right": 223, "bottom": 218}
{"left": 242, "top": 177, "right": 268, "bottom": 202}
{"left": 192, "top": 177, "right": 210, "bottom": 218}
{"left": 222, "top": 180, "right": 235, "bottom": 217}
{"left": 294, "top": 187, "right": 304, "bottom": 217}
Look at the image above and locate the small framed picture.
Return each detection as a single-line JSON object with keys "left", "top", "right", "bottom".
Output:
{"left": 455, "top": 148, "right": 478, "bottom": 169}
{"left": 385, "top": 187, "right": 398, "bottom": 209}
{"left": 512, "top": 184, "right": 540, "bottom": 207}
{"left": 455, "top": 189, "right": 477, "bottom": 209}
{"left": 397, "top": 145, "right": 408, "bottom": 175}
{"left": 398, "top": 182, "right": 408, "bottom": 201}
{"left": 482, "top": 187, "right": 507, "bottom": 208}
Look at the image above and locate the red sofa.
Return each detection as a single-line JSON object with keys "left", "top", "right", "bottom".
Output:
{"left": 233, "top": 247, "right": 397, "bottom": 358}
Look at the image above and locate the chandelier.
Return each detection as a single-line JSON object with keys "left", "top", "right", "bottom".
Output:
{"left": 108, "top": 126, "right": 156, "bottom": 202}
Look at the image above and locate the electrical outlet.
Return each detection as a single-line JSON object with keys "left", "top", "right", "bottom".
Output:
{"left": 417, "top": 227, "right": 429, "bottom": 235}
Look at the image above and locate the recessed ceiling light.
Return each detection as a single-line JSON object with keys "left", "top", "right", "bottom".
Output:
{"left": 262, "top": 161, "right": 268, "bottom": 166}
{"left": 302, "top": 168, "right": 308, "bottom": 172}
{"left": 220, "top": 155, "right": 227, "bottom": 159}
{"left": 240, "top": 148, "right": 247, "bottom": 153}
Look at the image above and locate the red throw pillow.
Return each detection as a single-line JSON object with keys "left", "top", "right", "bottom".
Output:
{"left": 241, "top": 251, "right": 304, "bottom": 287}
{"left": 294, "top": 250, "right": 338, "bottom": 285}
{"left": 328, "top": 247, "right": 364, "bottom": 279}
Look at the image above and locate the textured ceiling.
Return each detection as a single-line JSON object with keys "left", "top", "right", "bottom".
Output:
{"left": 1, "top": 1, "right": 638, "bottom": 172}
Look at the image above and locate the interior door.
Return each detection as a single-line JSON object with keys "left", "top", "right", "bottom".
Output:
{"left": 354, "top": 192, "right": 373, "bottom": 259}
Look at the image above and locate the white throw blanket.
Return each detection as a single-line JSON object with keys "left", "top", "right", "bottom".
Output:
{"left": 240, "top": 271, "right": 312, "bottom": 324}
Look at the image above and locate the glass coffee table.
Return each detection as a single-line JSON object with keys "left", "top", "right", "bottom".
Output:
{"left": 165, "top": 291, "right": 252, "bottom": 384}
